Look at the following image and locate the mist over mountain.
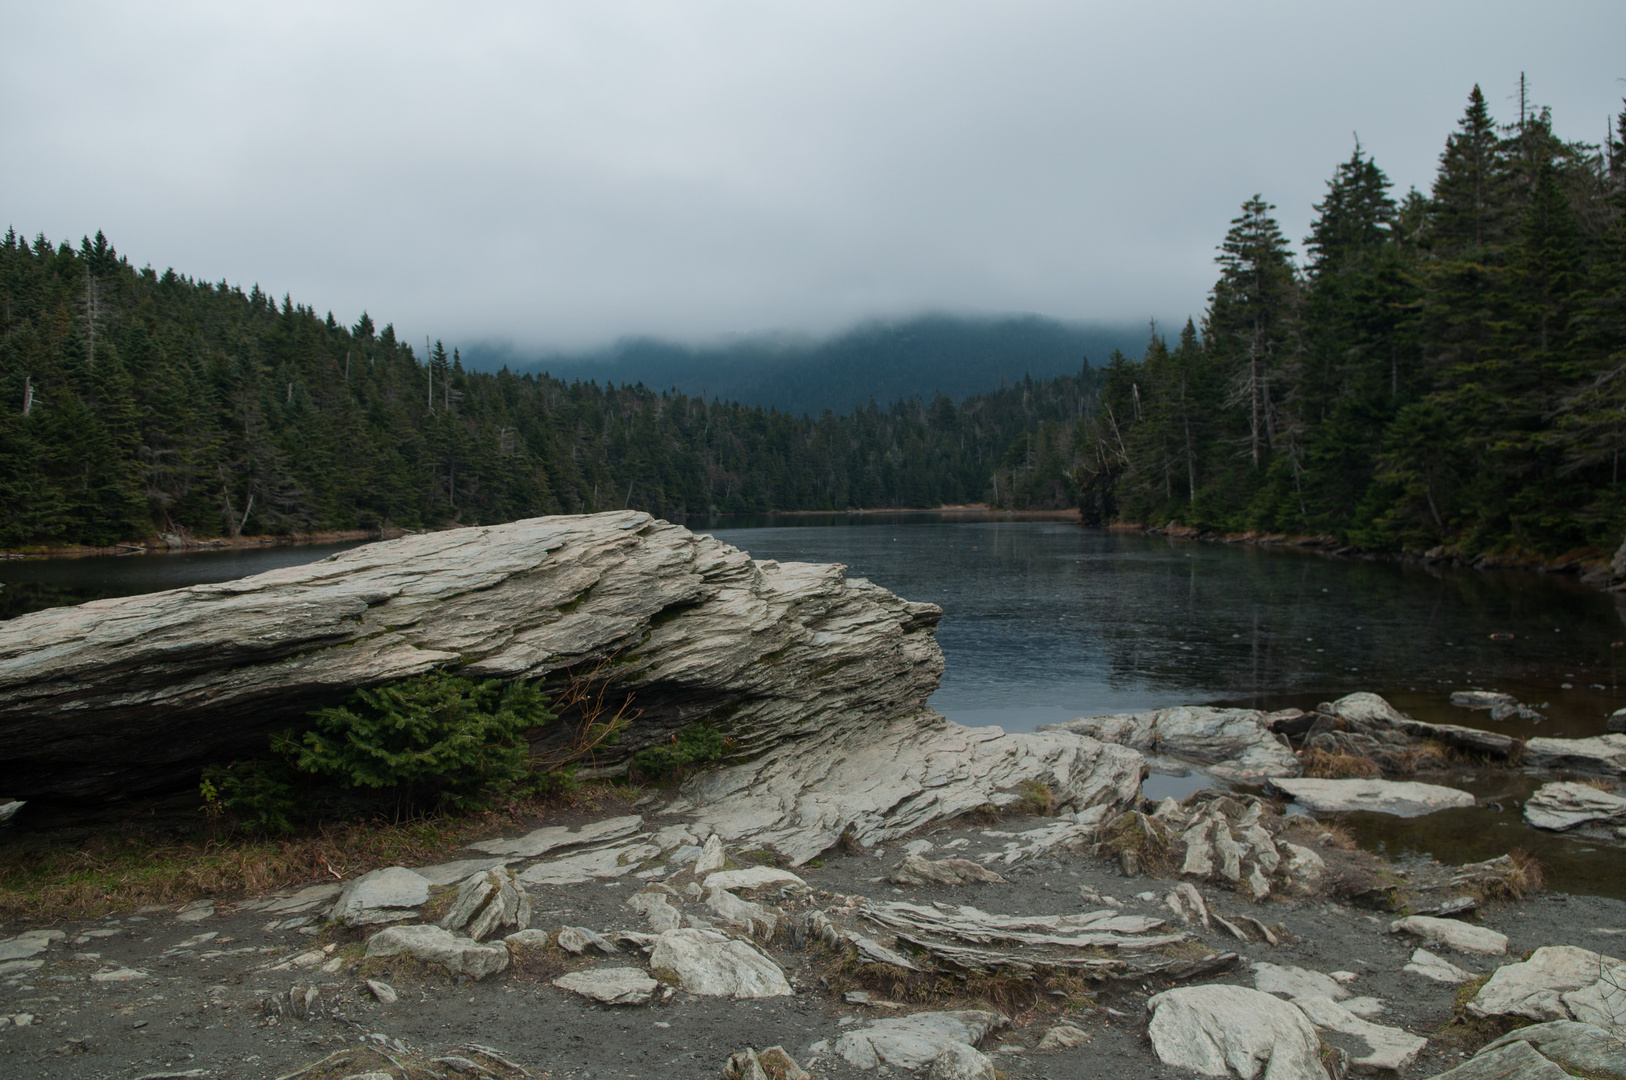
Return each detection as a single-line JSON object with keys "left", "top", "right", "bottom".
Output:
{"left": 459, "top": 315, "right": 1149, "bottom": 416}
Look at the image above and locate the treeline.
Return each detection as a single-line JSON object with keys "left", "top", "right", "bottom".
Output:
{"left": 0, "top": 232, "right": 1093, "bottom": 547}
{"left": 1079, "top": 84, "right": 1626, "bottom": 557}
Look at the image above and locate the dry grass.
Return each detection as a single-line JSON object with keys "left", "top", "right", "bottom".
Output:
{"left": 1300, "top": 749, "right": 1381, "bottom": 779}
{"left": 1479, "top": 850, "right": 1545, "bottom": 903}
{"left": 1095, "top": 811, "right": 1174, "bottom": 875}
{"left": 0, "top": 782, "right": 638, "bottom": 922}
{"left": 1578, "top": 777, "right": 1618, "bottom": 792}
{"left": 1015, "top": 781, "right": 1058, "bottom": 818}
{"left": 276, "top": 1044, "right": 533, "bottom": 1080}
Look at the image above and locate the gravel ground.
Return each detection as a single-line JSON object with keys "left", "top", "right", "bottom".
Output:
{"left": 3, "top": 805, "right": 1621, "bottom": 1080}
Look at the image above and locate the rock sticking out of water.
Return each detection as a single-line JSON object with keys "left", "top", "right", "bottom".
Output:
{"left": 1525, "top": 734, "right": 1626, "bottom": 775}
{"left": 1524, "top": 781, "right": 1626, "bottom": 832}
{"left": 1043, "top": 705, "right": 1300, "bottom": 782}
{"left": 1271, "top": 777, "right": 1476, "bottom": 818}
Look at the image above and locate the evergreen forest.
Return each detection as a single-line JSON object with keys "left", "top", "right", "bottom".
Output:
{"left": 0, "top": 83, "right": 1622, "bottom": 560}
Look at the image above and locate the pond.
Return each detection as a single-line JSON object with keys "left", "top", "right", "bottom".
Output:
{"left": 6, "top": 515, "right": 1624, "bottom": 896}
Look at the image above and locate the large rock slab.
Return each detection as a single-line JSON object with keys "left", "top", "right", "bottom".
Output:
{"left": 1271, "top": 778, "right": 1475, "bottom": 818}
{"left": 1524, "top": 781, "right": 1626, "bottom": 831}
{"left": 1290, "top": 994, "right": 1425, "bottom": 1073}
{"left": 552, "top": 967, "right": 658, "bottom": 1005}
{"left": 1481, "top": 1019, "right": 1626, "bottom": 1079}
{"left": 1421, "top": 1040, "right": 1572, "bottom": 1080}
{"left": 1468, "top": 946, "right": 1623, "bottom": 1021}
{"left": 1145, "top": 984, "right": 1328, "bottom": 1080}
{"left": 1525, "top": 734, "right": 1626, "bottom": 775}
{"left": 330, "top": 867, "right": 431, "bottom": 927}
{"left": 0, "top": 512, "right": 946, "bottom": 799}
{"left": 647, "top": 928, "right": 791, "bottom": 998}
{"left": 362, "top": 924, "right": 510, "bottom": 980}
{"left": 1391, "top": 916, "right": 1507, "bottom": 956}
{"left": 468, "top": 816, "right": 643, "bottom": 858}
{"left": 1043, "top": 705, "right": 1299, "bottom": 782}
{"left": 830, "top": 1011, "right": 1006, "bottom": 1071}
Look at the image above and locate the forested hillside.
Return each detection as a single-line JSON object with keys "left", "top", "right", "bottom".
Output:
{"left": 464, "top": 315, "right": 1142, "bottom": 418}
{"left": 1082, "top": 87, "right": 1626, "bottom": 557}
{"left": 0, "top": 236, "right": 1091, "bottom": 547}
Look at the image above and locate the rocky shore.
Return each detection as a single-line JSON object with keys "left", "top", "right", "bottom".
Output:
{"left": 3, "top": 513, "right": 1625, "bottom": 1078}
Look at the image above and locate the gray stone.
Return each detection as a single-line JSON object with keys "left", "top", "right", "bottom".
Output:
{"left": 362, "top": 924, "right": 510, "bottom": 980}
{"left": 1525, "top": 734, "right": 1626, "bottom": 775}
{"left": 702, "top": 867, "right": 806, "bottom": 894}
{"left": 0, "top": 800, "right": 22, "bottom": 823}
{"left": 411, "top": 857, "right": 515, "bottom": 887}
{"left": 1468, "top": 946, "right": 1622, "bottom": 1021}
{"left": 647, "top": 928, "right": 791, "bottom": 998}
{"left": 439, "top": 867, "right": 530, "bottom": 940}
{"left": 0, "top": 960, "right": 43, "bottom": 978}
{"left": 1289, "top": 994, "right": 1425, "bottom": 1073}
{"left": 502, "top": 929, "right": 551, "bottom": 949}
{"left": 1610, "top": 709, "right": 1626, "bottom": 734}
{"left": 1525, "top": 781, "right": 1626, "bottom": 831}
{"left": 556, "top": 926, "right": 618, "bottom": 955}
{"left": 516, "top": 840, "right": 661, "bottom": 885}
{"left": 1405, "top": 948, "right": 1472, "bottom": 984}
{"left": 468, "top": 815, "right": 643, "bottom": 858}
{"left": 722, "top": 1046, "right": 810, "bottom": 1080}
{"left": 0, "top": 929, "right": 63, "bottom": 962}
{"left": 1450, "top": 691, "right": 1516, "bottom": 710}
{"left": 1326, "top": 691, "right": 1408, "bottom": 727}
{"left": 832, "top": 1011, "right": 1006, "bottom": 1070}
{"left": 1562, "top": 962, "right": 1626, "bottom": 1032}
{"left": 627, "top": 891, "right": 683, "bottom": 932}
{"left": 1481, "top": 1019, "right": 1626, "bottom": 1079}
{"left": 174, "top": 899, "right": 215, "bottom": 922}
{"left": 1272, "top": 778, "right": 1475, "bottom": 818}
{"left": 330, "top": 867, "right": 431, "bottom": 927}
{"left": 246, "top": 883, "right": 343, "bottom": 914}
{"left": 925, "top": 1042, "right": 996, "bottom": 1080}
{"left": 1146, "top": 984, "right": 1328, "bottom": 1080}
{"left": 1420, "top": 1040, "right": 1571, "bottom": 1080}
{"left": 364, "top": 979, "right": 397, "bottom": 1004}
{"left": 1252, "top": 962, "right": 1348, "bottom": 1002}
{"left": 1036, "top": 1023, "right": 1090, "bottom": 1050}
{"left": 1044, "top": 705, "right": 1300, "bottom": 782}
{"left": 705, "top": 887, "right": 777, "bottom": 938}
{"left": 1391, "top": 916, "right": 1507, "bottom": 956}
{"left": 889, "top": 855, "right": 1006, "bottom": 886}
{"left": 551, "top": 967, "right": 658, "bottom": 1005}
{"left": 693, "top": 833, "right": 727, "bottom": 876}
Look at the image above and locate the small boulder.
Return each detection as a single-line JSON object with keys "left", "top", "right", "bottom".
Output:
{"left": 925, "top": 1042, "right": 996, "bottom": 1080}
{"left": 702, "top": 867, "right": 806, "bottom": 895}
{"left": 1036, "top": 1023, "right": 1090, "bottom": 1050}
{"left": 331, "top": 867, "right": 431, "bottom": 927}
{"left": 1525, "top": 734, "right": 1626, "bottom": 775}
{"left": 1272, "top": 778, "right": 1475, "bottom": 818}
{"left": 1468, "top": 946, "right": 1623, "bottom": 1022}
{"left": 556, "top": 926, "right": 619, "bottom": 956}
{"left": 1391, "top": 916, "right": 1508, "bottom": 956}
{"left": 705, "top": 887, "right": 777, "bottom": 938}
{"left": 627, "top": 891, "right": 683, "bottom": 932}
{"left": 552, "top": 967, "right": 658, "bottom": 1006}
{"left": 833, "top": 1011, "right": 1006, "bottom": 1071}
{"left": 648, "top": 928, "right": 791, "bottom": 999}
{"left": 1146, "top": 984, "right": 1328, "bottom": 1080}
{"left": 1405, "top": 948, "right": 1472, "bottom": 984}
{"left": 365, "top": 979, "right": 398, "bottom": 1004}
{"left": 694, "top": 834, "right": 727, "bottom": 875}
{"left": 363, "top": 924, "right": 509, "bottom": 980}
{"left": 1524, "top": 782, "right": 1626, "bottom": 832}
{"left": 439, "top": 867, "right": 531, "bottom": 940}
{"left": 889, "top": 856, "right": 1006, "bottom": 887}
{"left": 1480, "top": 1019, "right": 1626, "bottom": 1079}
{"left": 721, "top": 1046, "right": 810, "bottom": 1080}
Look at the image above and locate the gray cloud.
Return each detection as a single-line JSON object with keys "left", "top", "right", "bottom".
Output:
{"left": 3, "top": 1, "right": 1622, "bottom": 352}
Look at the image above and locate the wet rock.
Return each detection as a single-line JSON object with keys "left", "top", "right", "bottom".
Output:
{"left": 1145, "top": 984, "right": 1328, "bottom": 1080}
{"left": 1290, "top": 994, "right": 1425, "bottom": 1072}
{"left": 440, "top": 867, "right": 531, "bottom": 940}
{"left": 889, "top": 855, "right": 1006, "bottom": 886}
{"left": 468, "top": 815, "right": 642, "bottom": 858}
{"left": 925, "top": 1042, "right": 996, "bottom": 1080}
{"left": 363, "top": 924, "right": 510, "bottom": 980}
{"left": 1480, "top": 1019, "right": 1626, "bottom": 1079}
{"left": 1450, "top": 691, "right": 1516, "bottom": 710}
{"left": 831, "top": 1010, "right": 1006, "bottom": 1071}
{"left": 331, "top": 867, "right": 431, "bottom": 927}
{"left": 647, "top": 928, "right": 791, "bottom": 998}
{"left": 1045, "top": 705, "right": 1300, "bottom": 782}
{"left": 1420, "top": 1039, "right": 1571, "bottom": 1080}
{"left": 1324, "top": 691, "right": 1407, "bottom": 727}
{"left": 1405, "top": 948, "right": 1472, "bottom": 984}
{"left": 1272, "top": 777, "right": 1475, "bottom": 818}
{"left": 552, "top": 967, "right": 658, "bottom": 1005}
{"left": 1467, "top": 946, "right": 1622, "bottom": 1022}
{"left": 1524, "top": 781, "right": 1626, "bottom": 831}
{"left": 1391, "top": 915, "right": 1507, "bottom": 956}
{"left": 1525, "top": 734, "right": 1626, "bottom": 775}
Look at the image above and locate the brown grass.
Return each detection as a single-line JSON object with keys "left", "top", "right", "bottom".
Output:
{"left": 1480, "top": 849, "right": 1545, "bottom": 903}
{"left": 1300, "top": 749, "right": 1381, "bottom": 779}
{"left": 1578, "top": 777, "right": 1617, "bottom": 792}
{"left": 1095, "top": 811, "right": 1174, "bottom": 875}
{"left": 0, "top": 782, "right": 638, "bottom": 922}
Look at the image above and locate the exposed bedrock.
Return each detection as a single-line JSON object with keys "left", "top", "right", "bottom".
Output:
{"left": 0, "top": 512, "right": 950, "bottom": 800}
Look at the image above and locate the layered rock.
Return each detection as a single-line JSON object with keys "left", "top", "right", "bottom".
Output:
{"left": 1042, "top": 705, "right": 1299, "bottom": 782}
{"left": 0, "top": 512, "right": 946, "bottom": 800}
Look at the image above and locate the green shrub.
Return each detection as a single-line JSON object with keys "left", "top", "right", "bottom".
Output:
{"left": 201, "top": 759, "right": 305, "bottom": 833}
{"left": 631, "top": 723, "right": 729, "bottom": 781}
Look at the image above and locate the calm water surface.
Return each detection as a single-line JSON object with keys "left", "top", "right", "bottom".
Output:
{"left": 6, "top": 517, "right": 1624, "bottom": 895}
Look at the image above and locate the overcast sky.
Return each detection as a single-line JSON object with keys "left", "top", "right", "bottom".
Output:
{"left": 3, "top": 3, "right": 1623, "bottom": 353}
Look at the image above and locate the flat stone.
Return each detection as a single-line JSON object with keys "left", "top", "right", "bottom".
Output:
{"left": 517, "top": 842, "right": 660, "bottom": 885}
{"left": 0, "top": 930, "right": 64, "bottom": 962}
{"left": 1045, "top": 705, "right": 1300, "bottom": 782}
{"left": 0, "top": 960, "right": 43, "bottom": 978}
{"left": 647, "top": 928, "right": 791, "bottom": 998}
{"left": 925, "top": 1042, "right": 996, "bottom": 1080}
{"left": 705, "top": 887, "right": 776, "bottom": 937}
{"left": 1036, "top": 1023, "right": 1090, "bottom": 1050}
{"left": 247, "top": 883, "right": 343, "bottom": 914}
{"left": 1450, "top": 691, "right": 1516, "bottom": 710}
{"left": 467, "top": 815, "right": 643, "bottom": 858}
{"left": 555, "top": 926, "right": 618, "bottom": 955}
{"left": 1146, "top": 984, "right": 1328, "bottom": 1080}
{"left": 1468, "top": 946, "right": 1623, "bottom": 1021}
{"left": 702, "top": 867, "right": 806, "bottom": 893}
{"left": 627, "top": 891, "right": 683, "bottom": 932}
{"left": 1562, "top": 962, "right": 1626, "bottom": 1032}
{"left": 1391, "top": 916, "right": 1507, "bottom": 956}
{"left": 365, "top": 979, "right": 397, "bottom": 1003}
{"left": 503, "top": 929, "right": 551, "bottom": 949}
{"left": 889, "top": 856, "right": 1006, "bottom": 886}
{"left": 1421, "top": 1039, "right": 1571, "bottom": 1080}
{"left": 174, "top": 900, "right": 215, "bottom": 922}
{"left": 1481, "top": 1019, "right": 1626, "bottom": 1079}
{"left": 833, "top": 1010, "right": 1006, "bottom": 1070}
{"left": 1405, "top": 948, "right": 1472, "bottom": 984}
{"left": 1290, "top": 994, "right": 1425, "bottom": 1072}
{"left": 90, "top": 967, "right": 148, "bottom": 982}
{"left": 411, "top": 857, "right": 515, "bottom": 887}
{"left": 552, "top": 966, "right": 658, "bottom": 1005}
{"left": 1252, "top": 962, "right": 1348, "bottom": 1001}
{"left": 363, "top": 924, "right": 510, "bottom": 980}
{"left": 1273, "top": 777, "right": 1475, "bottom": 818}
{"left": 1524, "top": 781, "right": 1626, "bottom": 831}
{"left": 1525, "top": 734, "right": 1626, "bottom": 775}
{"left": 330, "top": 867, "right": 431, "bottom": 927}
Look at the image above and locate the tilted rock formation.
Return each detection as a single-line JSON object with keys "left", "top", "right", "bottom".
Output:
{"left": 0, "top": 512, "right": 945, "bottom": 800}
